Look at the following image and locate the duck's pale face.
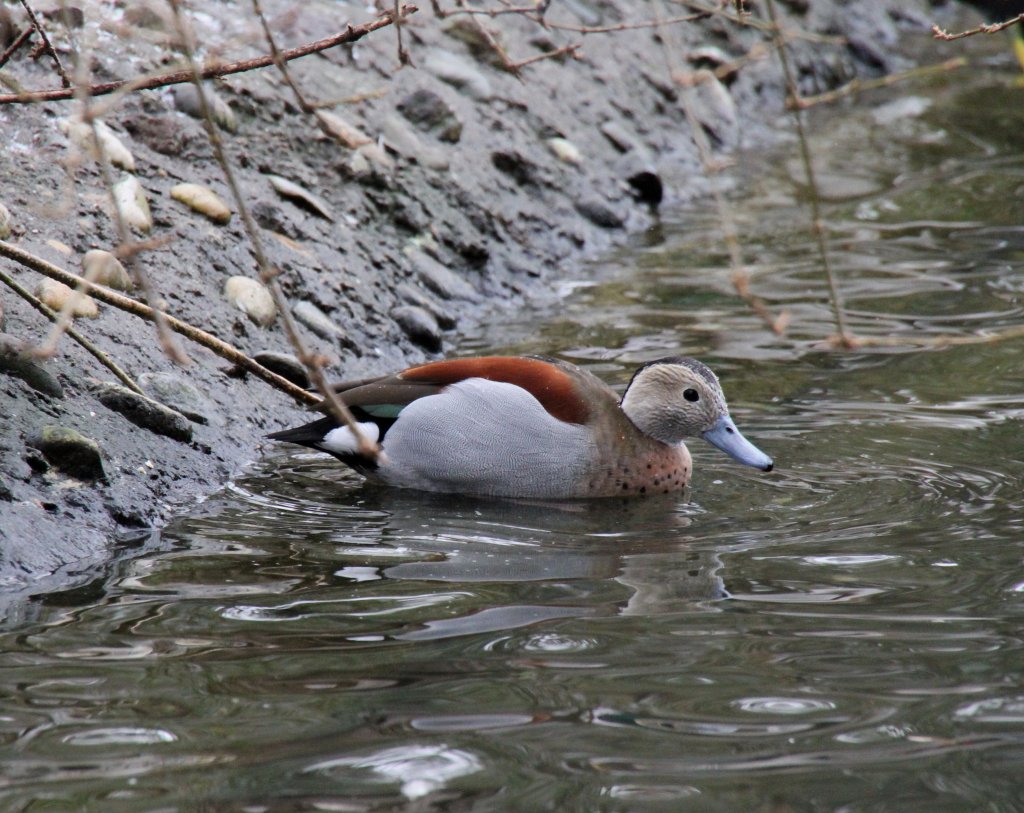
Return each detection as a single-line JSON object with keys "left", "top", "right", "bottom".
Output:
{"left": 621, "top": 360, "right": 773, "bottom": 471}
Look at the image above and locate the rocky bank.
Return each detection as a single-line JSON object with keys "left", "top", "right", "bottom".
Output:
{"left": 0, "top": 0, "right": 947, "bottom": 599}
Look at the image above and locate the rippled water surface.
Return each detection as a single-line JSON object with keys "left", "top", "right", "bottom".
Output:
{"left": 4, "top": 64, "right": 1024, "bottom": 811}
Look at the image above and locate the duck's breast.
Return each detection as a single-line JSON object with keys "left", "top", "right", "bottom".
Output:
{"left": 378, "top": 378, "right": 597, "bottom": 498}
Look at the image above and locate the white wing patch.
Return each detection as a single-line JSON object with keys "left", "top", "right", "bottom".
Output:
{"left": 318, "top": 421, "right": 381, "bottom": 455}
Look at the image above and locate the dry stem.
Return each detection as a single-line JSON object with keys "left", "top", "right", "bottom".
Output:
{"left": 166, "top": 0, "right": 380, "bottom": 460}
{"left": 932, "top": 14, "right": 1024, "bottom": 41}
{"left": 0, "top": 240, "right": 320, "bottom": 405}
{"left": 0, "top": 6, "right": 418, "bottom": 105}
{"left": 0, "top": 264, "right": 143, "bottom": 393}
{"left": 764, "top": 0, "right": 850, "bottom": 346}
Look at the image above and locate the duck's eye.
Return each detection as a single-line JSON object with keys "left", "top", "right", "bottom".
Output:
{"left": 683, "top": 388, "right": 699, "bottom": 403}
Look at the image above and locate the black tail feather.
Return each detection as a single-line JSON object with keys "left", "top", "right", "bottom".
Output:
{"left": 266, "top": 415, "right": 339, "bottom": 448}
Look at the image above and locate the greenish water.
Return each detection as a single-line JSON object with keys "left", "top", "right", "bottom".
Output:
{"left": 4, "top": 71, "right": 1024, "bottom": 810}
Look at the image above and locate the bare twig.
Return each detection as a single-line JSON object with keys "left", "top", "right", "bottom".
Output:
{"left": 0, "top": 26, "right": 33, "bottom": 69}
{"left": 17, "top": 0, "right": 71, "bottom": 87}
{"left": 508, "top": 41, "right": 580, "bottom": 69}
{"left": 659, "top": 0, "right": 788, "bottom": 335}
{"left": 932, "top": 14, "right": 1024, "bottom": 41}
{"left": 790, "top": 57, "right": 967, "bottom": 109}
{"left": 541, "top": 11, "right": 703, "bottom": 34}
{"left": 0, "top": 240, "right": 320, "bottom": 406}
{"left": 45, "top": 1, "right": 190, "bottom": 364}
{"left": 167, "top": 0, "right": 381, "bottom": 460}
{"left": 825, "top": 325, "right": 1024, "bottom": 349}
{"left": 0, "top": 6, "right": 418, "bottom": 105}
{"left": 764, "top": 0, "right": 850, "bottom": 346}
{"left": 0, "top": 264, "right": 144, "bottom": 393}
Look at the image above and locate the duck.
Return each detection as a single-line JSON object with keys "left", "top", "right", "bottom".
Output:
{"left": 267, "top": 355, "right": 773, "bottom": 499}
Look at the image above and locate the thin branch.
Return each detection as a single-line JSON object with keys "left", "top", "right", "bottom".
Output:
{"left": 660, "top": 0, "right": 788, "bottom": 335}
{"left": 17, "top": 0, "right": 71, "bottom": 87}
{"left": 167, "top": 0, "right": 381, "bottom": 460}
{"left": 932, "top": 14, "right": 1024, "bottom": 41}
{"left": 0, "top": 6, "right": 418, "bottom": 105}
{"left": 764, "top": 0, "right": 850, "bottom": 346}
{"left": 508, "top": 41, "right": 580, "bottom": 69}
{"left": 0, "top": 26, "right": 33, "bottom": 70}
{"left": 0, "top": 264, "right": 143, "bottom": 393}
{"left": 839, "top": 326, "right": 1024, "bottom": 348}
{"left": 0, "top": 239, "right": 320, "bottom": 405}
{"left": 540, "top": 11, "right": 703, "bottom": 34}
{"left": 790, "top": 57, "right": 967, "bottom": 110}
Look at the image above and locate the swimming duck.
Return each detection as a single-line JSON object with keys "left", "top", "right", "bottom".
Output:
{"left": 267, "top": 355, "right": 773, "bottom": 498}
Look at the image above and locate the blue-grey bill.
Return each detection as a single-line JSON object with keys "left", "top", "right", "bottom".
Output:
{"left": 702, "top": 415, "right": 774, "bottom": 472}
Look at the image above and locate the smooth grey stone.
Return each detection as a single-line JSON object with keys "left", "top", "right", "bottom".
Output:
{"left": 407, "top": 249, "right": 481, "bottom": 303}
{"left": 423, "top": 50, "right": 492, "bottom": 100}
{"left": 138, "top": 372, "right": 214, "bottom": 425}
{"left": 0, "top": 334, "right": 64, "bottom": 398}
{"left": 380, "top": 115, "right": 450, "bottom": 170}
{"left": 393, "top": 306, "right": 442, "bottom": 352}
{"left": 92, "top": 381, "right": 193, "bottom": 443}
{"left": 293, "top": 301, "right": 350, "bottom": 346}
{"left": 27, "top": 425, "right": 105, "bottom": 480}
{"left": 253, "top": 351, "right": 310, "bottom": 389}
{"left": 396, "top": 283, "right": 457, "bottom": 329}
{"left": 575, "top": 197, "right": 624, "bottom": 229}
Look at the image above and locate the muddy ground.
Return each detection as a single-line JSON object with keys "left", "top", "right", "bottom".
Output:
{"left": 0, "top": 0, "right": 960, "bottom": 601}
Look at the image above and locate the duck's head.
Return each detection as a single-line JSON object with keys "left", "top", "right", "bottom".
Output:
{"left": 620, "top": 357, "right": 774, "bottom": 471}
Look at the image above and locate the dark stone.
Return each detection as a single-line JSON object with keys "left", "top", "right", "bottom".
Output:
{"left": 27, "top": 425, "right": 105, "bottom": 481}
{"left": 92, "top": 382, "right": 193, "bottom": 443}
{"left": 575, "top": 198, "right": 625, "bottom": 229}
{"left": 0, "top": 334, "right": 64, "bottom": 398}
{"left": 122, "top": 114, "right": 190, "bottom": 156}
{"left": 627, "top": 170, "right": 664, "bottom": 208}
{"left": 392, "top": 306, "right": 442, "bottom": 352}
{"left": 492, "top": 150, "right": 537, "bottom": 187}
{"left": 253, "top": 351, "right": 310, "bottom": 389}
{"left": 397, "top": 89, "right": 463, "bottom": 143}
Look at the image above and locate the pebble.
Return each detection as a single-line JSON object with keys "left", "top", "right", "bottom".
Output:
{"left": 60, "top": 118, "right": 136, "bottom": 171}
{"left": 113, "top": 175, "right": 153, "bottom": 233}
{"left": 314, "top": 110, "right": 371, "bottom": 148}
{"left": 138, "top": 371, "right": 215, "bottom": 425}
{"left": 293, "top": 300, "right": 349, "bottom": 345}
{"left": 122, "top": 113, "right": 190, "bottom": 156}
{"left": 407, "top": 248, "right": 481, "bottom": 302}
{"left": 268, "top": 175, "right": 334, "bottom": 221}
{"left": 173, "top": 84, "right": 238, "bottom": 133}
{"left": 92, "top": 381, "right": 193, "bottom": 442}
{"left": 82, "top": 249, "right": 132, "bottom": 290}
{"left": 28, "top": 425, "right": 105, "bottom": 480}
{"left": 600, "top": 121, "right": 642, "bottom": 154}
{"left": 423, "top": 50, "right": 492, "bottom": 100}
{"left": 381, "top": 115, "right": 449, "bottom": 170}
{"left": 224, "top": 276, "right": 276, "bottom": 327}
{"left": 36, "top": 278, "right": 100, "bottom": 318}
{"left": 0, "top": 333, "right": 64, "bottom": 397}
{"left": 170, "top": 182, "right": 232, "bottom": 225}
{"left": 253, "top": 351, "right": 310, "bottom": 388}
{"left": 575, "top": 197, "right": 624, "bottom": 229}
{"left": 392, "top": 305, "right": 442, "bottom": 352}
{"left": 397, "top": 89, "right": 462, "bottom": 143}
{"left": 397, "top": 282, "right": 457, "bottom": 329}
{"left": 0, "top": 202, "right": 11, "bottom": 239}
{"left": 546, "top": 137, "right": 582, "bottom": 165}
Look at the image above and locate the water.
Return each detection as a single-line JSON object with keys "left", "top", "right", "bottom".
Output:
{"left": 4, "top": 65, "right": 1024, "bottom": 811}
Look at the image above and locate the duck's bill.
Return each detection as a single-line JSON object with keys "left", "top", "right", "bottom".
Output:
{"left": 702, "top": 415, "right": 774, "bottom": 472}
